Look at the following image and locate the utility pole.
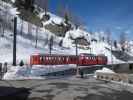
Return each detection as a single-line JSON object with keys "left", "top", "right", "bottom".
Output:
{"left": 13, "top": 17, "right": 17, "bottom": 66}
{"left": 75, "top": 39, "right": 79, "bottom": 76}
{"left": 111, "top": 40, "right": 113, "bottom": 64}
{"left": 35, "top": 26, "right": 38, "bottom": 48}
{"left": 20, "top": 16, "right": 24, "bottom": 35}
{"left": 49, "top": 36, "right": 53, "bottom": 55}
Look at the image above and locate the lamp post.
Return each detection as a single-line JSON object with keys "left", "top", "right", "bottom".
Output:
{"left": 13, "top": 17, "right": 17, "bottom": 66}
{"left": 8, "top": 8, "right": 19, "bottom": 66}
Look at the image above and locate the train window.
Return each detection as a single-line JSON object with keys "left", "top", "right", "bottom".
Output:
{"left": 68, "top": 57, "right": 69, "bottom": 61}
{"left": 50, "top": 57, "right": 52, "bottom": 60}
{"left": 67, "top": 57, "right": 69, "bottom": 61}
{"left": 51, "top": 57, "right": 53, "bottom": 60}
{"left": 72, "top": 57, "right": 75, "bottom": 61}
{"left": 70, "top": 57, "right": 73, "bottom": 61}
{"left": 58, "top": 57, "right": 61, "bottom": 61}
{"left": 40, "top": 57, "right": 43, "bottom": 61}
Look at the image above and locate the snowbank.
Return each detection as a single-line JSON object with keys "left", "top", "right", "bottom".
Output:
{"left": 95, "top": 67, "right": 115, "bottom": 74}
{"left": 94, "top": 67, "right": 115, "bottom": 78}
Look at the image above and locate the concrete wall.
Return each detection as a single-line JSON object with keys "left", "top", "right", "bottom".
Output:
{"left": 112, "top": 63, "right": 133, "bottom": 74}
{"left": 96, "top": 72, "right": 129, "bottom": 83}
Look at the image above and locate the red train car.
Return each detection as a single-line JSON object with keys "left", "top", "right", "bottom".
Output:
{"left": 30, "top": 53, "right": 107, "bottom": 66}
{"left": 78, "top": 53, "right": 98, "bottom": 65}
{"left": 30, "top": 54, "right": 78, "bottom": 65}
{"left": 78, "top": 53, "right": 107, "bottom": 65}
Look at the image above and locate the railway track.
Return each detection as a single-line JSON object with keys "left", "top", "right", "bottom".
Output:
{"left": 43, "top": 62, "right": 133, "bottom": 77}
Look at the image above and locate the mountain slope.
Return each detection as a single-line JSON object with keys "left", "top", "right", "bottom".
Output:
{"left": 0, "top": 0, "right": 129, "bottom": 65}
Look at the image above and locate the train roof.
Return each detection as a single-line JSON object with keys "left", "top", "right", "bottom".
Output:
{"left": 79, "top": 53, "right": 96, "bottom": 56}
{"left": 31, "top": 53, "right": 77, "bottom": 56}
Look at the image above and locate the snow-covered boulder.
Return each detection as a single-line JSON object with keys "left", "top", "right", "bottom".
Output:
{"left": 95, "top": 67, "right": 115, "bottom": 74}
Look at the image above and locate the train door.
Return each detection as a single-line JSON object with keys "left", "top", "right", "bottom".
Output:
{"left": 31, "top": 55, "right": 39, "bottom": 65}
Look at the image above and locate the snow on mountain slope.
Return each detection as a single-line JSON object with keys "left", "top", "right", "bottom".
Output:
{"left": 0, "top": 1, "right": 125, "bottom": 64}
{"left": 0, "top": 1, "right": 129, "bottom": 80}
{"left": 63, "top": 28, "right": 91, "bottom": 48}
{"left": 39, "top": 12, "right": 64, "bottom": 26}
{"left": 90, "top": 42, "right": 123, "bottom": 64}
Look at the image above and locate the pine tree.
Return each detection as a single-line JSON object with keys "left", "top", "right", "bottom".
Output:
{"left": 19, "top": 60, "right": 24, "bottom": 66}
{"left": 57, "top": 4, "right": 71, "bottom": 25}
{"left": 106, "top": 29, "right": 112, "bottom": 44}
{"left": 119, "top": 32, "right": 127, "bottom": 52}
{"left": 24, "top": 0, "right": 34, "bottom": 10}
{"left": 114, "top": 40, "right": 118, "bottom": 48}
{"left": 59, "top": 40, "right": 63, "bottom": 47}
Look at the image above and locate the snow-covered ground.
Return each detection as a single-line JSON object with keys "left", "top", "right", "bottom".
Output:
{"left": 3, "top": 64, "right": 76, "bottom": 80}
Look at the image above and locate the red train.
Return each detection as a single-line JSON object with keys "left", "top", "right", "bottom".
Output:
{"left": 30, "top": 53, "right": 107, "bottom": 66}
